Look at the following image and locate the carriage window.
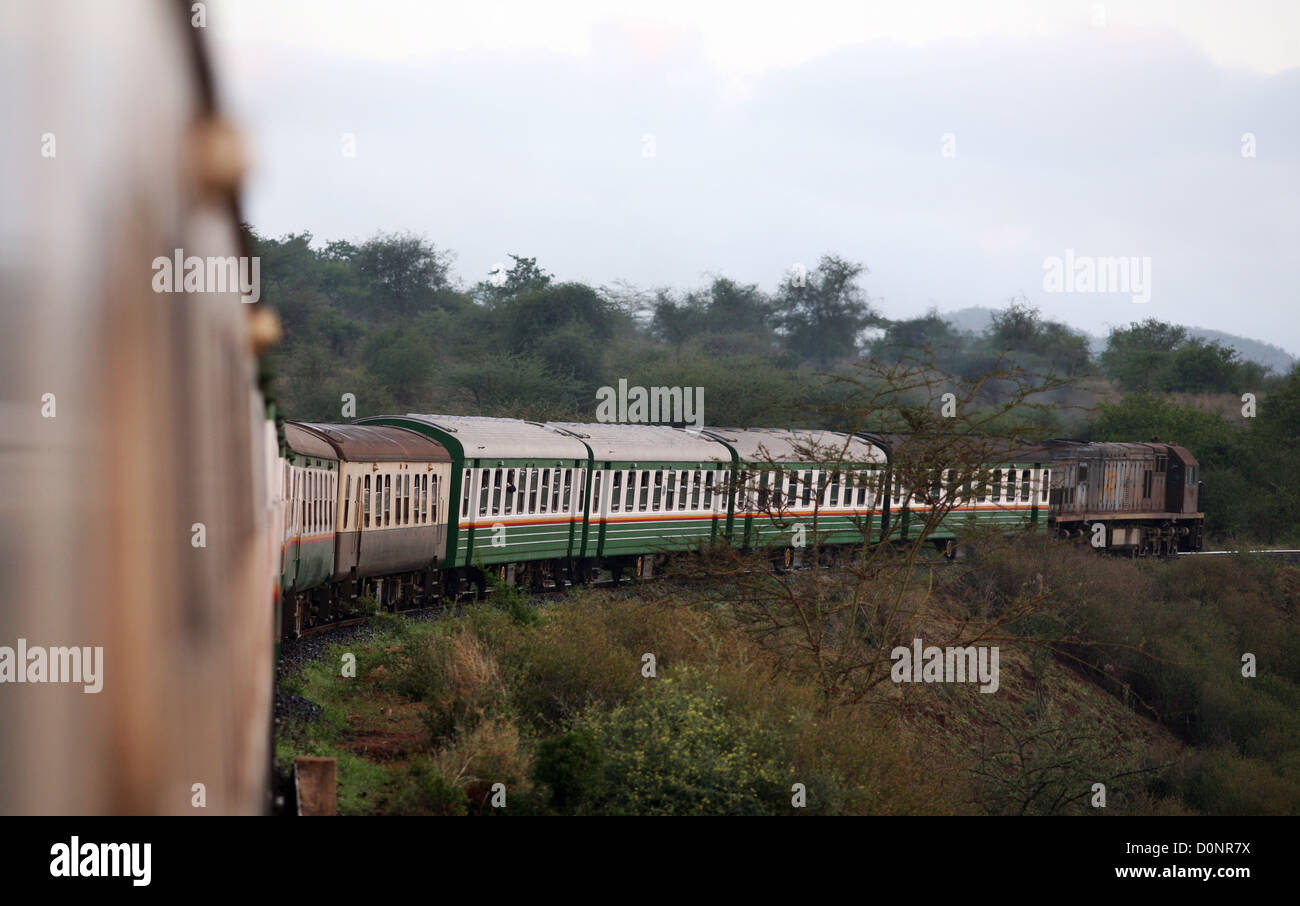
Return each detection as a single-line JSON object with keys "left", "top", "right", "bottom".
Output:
{"left": 478, "top": 469, "right": 490, "bottom": 517}
{"left": 639, "top": 471, "right": 650, "bottom": 511}
{"left": 771, "top": 471, "right": 783, "bottom": 509}
{"left": 653, "top": 471, "right": 664, "bottom": 511}
{"left": 553, "top": 469, "right": 563, "bottom": 512}
{"left": 690, "top": 472, "right": 702, "bottom": 509}
{"left": 757, "top": 473, "right": 770, "bottom": 510}
{"left": 525, "top": 469, "right": 537, "bottom": 512}
{"left": 344, "top": 475, "right": 352, "bottom": 528}
{"left": 1077, "top": 464, "right": 1088, "bottom": 483}
{"left": 703, "top": 471, "right": 715, "bottom": 508}
{"left": 488, "top": 468, "right": 500, "bottom": 516}
{"left": 461, "top": 470, "right": 471, "bottom": 519}
{"left": 563, "top": 469, "right": 573, "bottom": 512}
{"left": 364, "top": 474, "right": 371, "bottom": 528}
{"left": 535, "top": 469, "right": 548, "bottom": 514}
{"left": 799, "top": 470, "right": 811, "bottom": 506}
{"left": 383, "top": 474, "right": 392, "bottom": 525}
{"left": 1156, "top": 456, "right": 1166, "bottom": 473}
{"left": 610, "top": 472, "right": 621, "bottom": 512}
{"left": 1142, "top": 470, "right": 1153, "bottom": 499}
{"left": 431, "top": 475, "right": 439, "bottom": 522}
{"left": 1040, "top": 470, "right": 1049, "bottom": 504}
{"left": 592, "top": 471, "right": 603, "bottom": 513}
{"left": 624, "top": 472, "right": 636, "bottom": 512}
{"left": 493, "top": 470, "right": 509, "bottom": 512}
{"left": 405, "top": 474, "right": 412, "bottom": 523}
{"left": 665, "top": 471, "right": 677, "bottom": 511}
{"left": 828, "top": 472, "right": 840, "bottom": 507}
{"left": 576, "top": 469, "right": 586, "bottom": 511}
{"left": 1021, "top": 472, "right": 1032, "bottom": 502}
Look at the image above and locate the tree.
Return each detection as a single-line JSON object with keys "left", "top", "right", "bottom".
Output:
{"left": 988, "top": 300, "right": 1042, "bottom": 350}
{"left": 346, "top": 232, "right": 454, "bottom": 320}
{"left": 1160, "top": 340, "right": 1242, "bottom": 393}
{"left": 774, "top": 254, "right": 878, "bottom": 368}
{"left": 477, "top": 254, "right": 553, "bottom": 304}
{"left": 1100, "top": 319, "right": 1188, "bottom": 391}
{"left": 871, "top": 310, "right": 963, "bottom": 362}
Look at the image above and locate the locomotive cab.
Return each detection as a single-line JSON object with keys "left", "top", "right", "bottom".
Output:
{"left": 1163, "top": 445, "right": 1200, "bottom": 515}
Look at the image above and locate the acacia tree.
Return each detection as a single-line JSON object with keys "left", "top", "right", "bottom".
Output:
{"left": 649, "top": 351, "right": 1081, "bottom": 707}
{"left": 773, "top": 254, "right": 879, "bottom": 367}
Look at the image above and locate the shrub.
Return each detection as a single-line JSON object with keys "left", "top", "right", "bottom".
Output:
{"left": 533, "top": 730, "right": 606, "bottom": 813}
{"left": 391, "top": 757, "right": 469, "bottom": 816}
{"left": 579, "top": 670, "right": 788, "bottom": 816}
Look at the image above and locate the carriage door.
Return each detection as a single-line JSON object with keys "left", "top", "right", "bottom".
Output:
{"left": 352, "top": 469, "right": 364, "bottom": 563}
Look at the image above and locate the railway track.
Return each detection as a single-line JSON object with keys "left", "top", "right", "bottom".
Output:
{"left": 1179, "top": 549, "right": 1300, "bottom": 561}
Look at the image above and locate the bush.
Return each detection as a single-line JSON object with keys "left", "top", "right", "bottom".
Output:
{"left": 391, "top": 757, "right": 469, "bottom": 816}
{"left": 578, "top": 671, "right": 788, "bottom": 816}
{"left": 390, "top": 627, "right": 510, "bottom": 743}
{"left": 533, "top": 730, "right": 606, "bottom": 813}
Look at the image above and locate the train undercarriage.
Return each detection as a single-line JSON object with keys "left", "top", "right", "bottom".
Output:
{"left": 1052, "top": 515, "right": 1203, "bottom": 557}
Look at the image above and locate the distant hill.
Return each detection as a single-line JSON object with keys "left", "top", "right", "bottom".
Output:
{"left": 938, "top": 307, "right": 1296, "bottom": 375}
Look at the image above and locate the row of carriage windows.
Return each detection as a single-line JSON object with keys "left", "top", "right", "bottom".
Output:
{"left": 461, "top": 467, "right": 586, "bottom": 519}
{"left": 600, "top": 469, "right": 719, "bottom": 514}
{"left": 458, "top": 465, "right": 1053, "bottom": 520}
{"left": 889, "top": 468, "right": 1050, "bottom": 508}
{"left": 351, "top": 472, "right": 439, "bottom": 530}
{"left": 289, "top": 466, "right": 444, "bottom": 535}
{"left": 747, "top": 468, "right": 1046, "bottom": 510}
{"left": 298, "top": 464, "right": 1051, "bottom": 535}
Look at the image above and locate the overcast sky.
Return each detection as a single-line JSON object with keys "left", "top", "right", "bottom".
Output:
{"left": 210, "top": 0, "right": 1300, "bottom": 352}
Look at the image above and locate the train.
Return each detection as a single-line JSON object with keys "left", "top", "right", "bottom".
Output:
{"left": 274, "top": 415, "right": 1206, "bottom": 636}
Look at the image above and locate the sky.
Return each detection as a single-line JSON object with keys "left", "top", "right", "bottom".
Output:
{"left": 209, "top": 0, "right": 1300, "bottom": 353}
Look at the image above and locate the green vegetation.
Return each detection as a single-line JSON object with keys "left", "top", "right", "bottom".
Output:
{"left": 275, "top": 542, "right": 1300, "bottom": 815}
